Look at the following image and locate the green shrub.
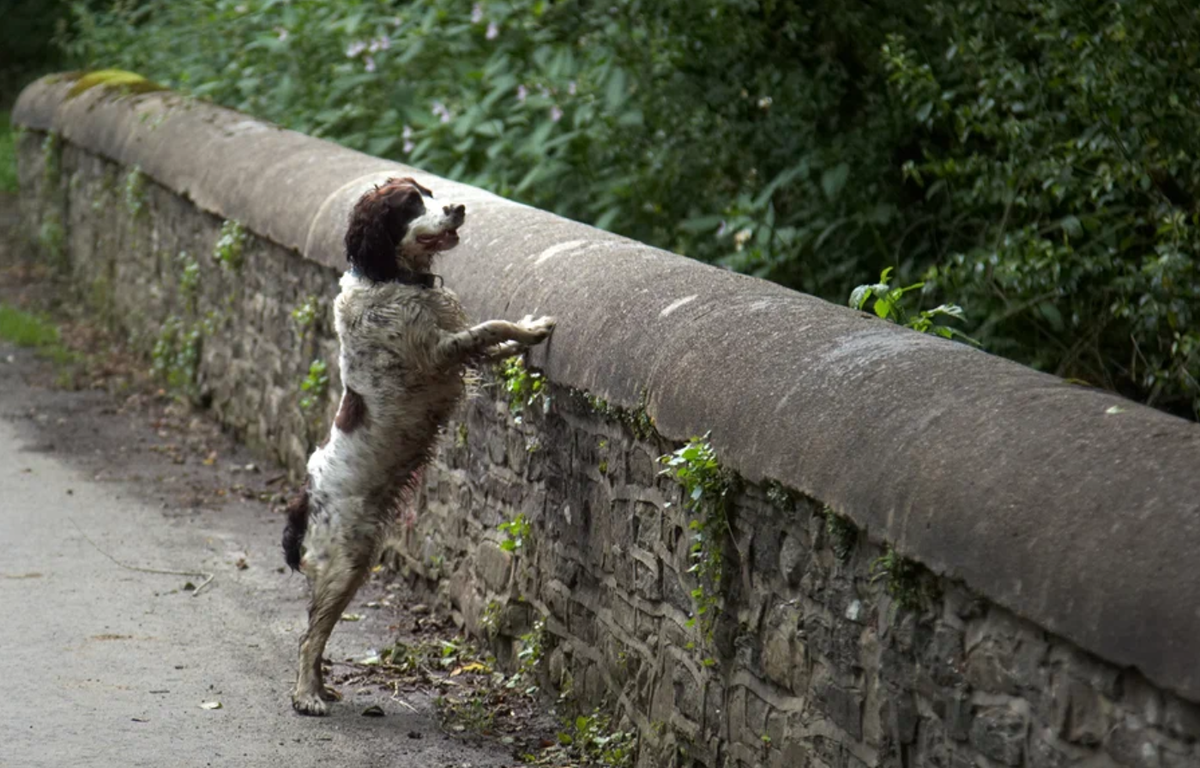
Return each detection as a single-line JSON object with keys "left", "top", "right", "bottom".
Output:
{"left": 61, "top": 0, "right": 1200, "bottom": 419}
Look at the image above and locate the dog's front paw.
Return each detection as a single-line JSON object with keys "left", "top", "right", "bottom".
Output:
{"left": 292, "top": 689, "right": 331, "bottom": 716}
{"left": 520, "top": 314, "right": 557, "bottom": 343}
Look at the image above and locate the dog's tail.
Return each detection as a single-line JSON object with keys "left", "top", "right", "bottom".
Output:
{"left": 282, "top": 481, "right": 311, "bottom": 571}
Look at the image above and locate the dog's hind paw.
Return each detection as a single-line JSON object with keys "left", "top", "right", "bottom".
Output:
{"left": 292, "top": 691, "right": 330, "bottom": 716}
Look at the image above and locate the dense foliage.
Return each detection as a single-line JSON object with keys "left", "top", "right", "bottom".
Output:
{"left": 63, "top": 0, "right": 1200, "bottom": 418}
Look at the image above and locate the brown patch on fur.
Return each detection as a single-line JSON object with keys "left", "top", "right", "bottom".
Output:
{"left": 344, "top": 177, "right": 432, "bottom": 283}
{"left": 282, "top": 480, "right": 311, "bottom": 571}
{"left": 334, "top": 387, "right": 368, "bottom": 433}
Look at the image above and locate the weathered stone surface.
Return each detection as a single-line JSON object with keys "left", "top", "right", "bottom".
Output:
{"left": 969, "top": 707, "right": 1026, "bottom": 766}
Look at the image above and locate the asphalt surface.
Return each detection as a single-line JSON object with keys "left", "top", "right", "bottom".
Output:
{"left": 0, "top": 346, "right": 514, "bottom": 768}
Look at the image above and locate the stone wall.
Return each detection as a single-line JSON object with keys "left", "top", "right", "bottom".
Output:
{"left": 407, "top": 378, "right": 1200, "bottom": 768}
{"left": 14, "top": 74, "right": 1200, "bottom": 768}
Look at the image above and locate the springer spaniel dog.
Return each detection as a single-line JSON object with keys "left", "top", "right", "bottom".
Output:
{"left": 282, "top": 177, "right": 555, "bottom": 715}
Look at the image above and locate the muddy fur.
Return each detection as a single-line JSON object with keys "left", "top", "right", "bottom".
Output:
{"left": 285, "top": 177, "right": 556, "bottom": 715}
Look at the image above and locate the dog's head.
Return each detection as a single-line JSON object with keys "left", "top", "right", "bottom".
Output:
{"left": 344, "top": 177, "right": 466, "bottom": 281}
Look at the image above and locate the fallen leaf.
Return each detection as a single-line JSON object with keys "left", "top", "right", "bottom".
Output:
{"left": 235, "top": 558, "right": 248, "bottom": 570}
{"left": 199, "top": 701, "right": 222, "bottom": 710}
{"left": 341, "top": 613, "right": 363, "bottom": 622}
{"left": 1105, "top": 405, "right": 1127, "bottom": 415}
{"left": 131, "top": 717, "right": 149, "bottom": 723}
{"left": 362, "top": 705, "right": 385, "bottom": 717}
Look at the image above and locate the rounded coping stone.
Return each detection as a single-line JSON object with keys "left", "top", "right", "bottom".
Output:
{"left": 14, "top": 74, "right": 1200, "bottom": 703}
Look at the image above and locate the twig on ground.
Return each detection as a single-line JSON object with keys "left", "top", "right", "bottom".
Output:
{"left": 68, "top": 516, "right": 215, "bottom": 596}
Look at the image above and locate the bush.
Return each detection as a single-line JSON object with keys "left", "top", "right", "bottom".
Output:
{"left": 62, "top": 0, "right": 1200, "bottom": 419}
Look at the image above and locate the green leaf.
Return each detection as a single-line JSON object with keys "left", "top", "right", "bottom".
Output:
{"left": 821, "top": 163, "right": 850, "bottom": 201}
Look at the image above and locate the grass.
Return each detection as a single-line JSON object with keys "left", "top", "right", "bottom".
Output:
{"left": 0, "top": 303, "right": 78, "bottom": 369}
{"left": 0, "top": 303, "right": 60, "bottom": 347}
{"left": 0, "top": 110, "right": 16, "bottom": 193}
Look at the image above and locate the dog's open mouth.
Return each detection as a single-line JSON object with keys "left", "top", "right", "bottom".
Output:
{"left": 416, "top": 229, "right": 459, "bottom": 250}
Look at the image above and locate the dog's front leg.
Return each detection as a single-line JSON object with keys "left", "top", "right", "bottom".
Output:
{"left": 436, "top": 315, "right": 555, "bottom": 367}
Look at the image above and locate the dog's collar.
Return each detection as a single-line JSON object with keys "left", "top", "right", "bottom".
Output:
{"left": 349, "top": 267, "right": 442, "bottom": 289}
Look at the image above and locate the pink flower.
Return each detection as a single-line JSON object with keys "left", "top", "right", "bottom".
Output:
{"left": 568, "top": 80, "right": 577, "bottom": 96}
{"left": 369, "top": 35, "right": 391, "bottom": 53}
{"left": 346, "top": 40, "right": 366, "bottom": 58}
{"left": 486, "top": 22, "right": 499, "bottom": 40}
{"left": 516, "top": 84, "right": 528, "bottom": 103}
{"left": 431, "top": 101, "right": 452, "bottom": 123}
{"left": 471, "top": 4, "right": 484, "bottom": 23}
{"left": 550, "top": 105, "right": 563, "bottom": 122}
{"left": 364, "top": 56, "right": 376, "bottom": 73}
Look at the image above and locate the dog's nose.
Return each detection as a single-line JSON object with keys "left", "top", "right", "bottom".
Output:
{"left": 444, "top": 204, "right": 465, "bottom": 225}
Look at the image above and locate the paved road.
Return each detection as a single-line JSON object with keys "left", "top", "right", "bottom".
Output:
{"left": 0, "top": 349, "right": 513, "bottom": 768}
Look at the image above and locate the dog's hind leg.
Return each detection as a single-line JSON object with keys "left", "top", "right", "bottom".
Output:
{"left": 291, "top": 549, "right": 371, "bottom": 716}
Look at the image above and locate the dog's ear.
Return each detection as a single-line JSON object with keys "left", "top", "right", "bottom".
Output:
{"left": 345, "top": 182, "right": 426, "bottom": 281}
{"left": 388, "top": 176, "right": 434, "bottom": 198}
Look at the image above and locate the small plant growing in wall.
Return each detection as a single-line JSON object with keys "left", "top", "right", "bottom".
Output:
{"left": 123, "top": 165, "right": 147, "bottom": 217}
{"left": 299, "top": 358, "right": 329, "bottom": 411}
{"left": 659, "top": 433, "right": 733, "bottom": 640}
{"left": 586, "top": 391, "right": 655, "bottom": 441}
{"left": 498, "top": 513, "right": 532, "bottom": 553}
{"left": 823, "top": 507, "right": 858, "bottom": 562}
{"left": 151, "top": 315, "right": 203, "bottom": 391}
{"left": 177, "top": 251, "right": 201, "bottom": 310}
{"left": 849, "top": 267, "right": 978, "bottom": 344}
{"left": 558, "top": 710, "right": 637, "bottom": 768}
{"left": 41, "top": 132, "right": 60, "bottom": 185}
{"left": 870, "top": 546, "right": 933, "bottom": 612}
{"left": 290, "top": 295, "right": 321, "bottom": 331}
{"left": 213, "top": 219, "right": 247, "bottom": 270}
{"left": 498, "top": 355, "right": 545, "bottom": 419}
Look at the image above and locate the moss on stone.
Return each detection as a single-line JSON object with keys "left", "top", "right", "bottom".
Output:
{"left": 65, "top": 69, "right": 166, "bottom": 100}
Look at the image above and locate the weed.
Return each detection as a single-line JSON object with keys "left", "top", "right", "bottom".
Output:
{"left": 586, "top": 391, "right": 655, "bottom": 440}
{"left": 123, "top": 165, "right": 146, "bottom": 217}
{"left": 0, "top": 304, "right": 61, "bottom": 348}
{"left": 557, "top": 710, "right": 637, "bottom": 768}
{"left": 765, "top": 481, "right": 796, "bottom": 513}
{"left": 290, "top": 295, "right": 320, "bottom": 330}
{"left": 499, "top": 513, "right": 532, "bottom": 553}
{"left": 299, "top": 358, "right": 329, "bottom": 411}
{"left": 850, "top": 267, "right": 979, "bottom": 345}
{"left": 0, "top": 304, "right": 81, "bottom": 383}
{"left": 213, "top": 219, "right": 247, "bottom": 269}
{"left": 41, "top": 132, "right": 59, "bottom": 186}
{"left": 480, "top": 600, "right": 502, "bottom": 640}
{"left": 659, "top": 433, "right": 733, "bottom": 641}
{"left": 823, "top": 507, "right": 857, "bottom": 562}
{"left": 37, "top": 212, "right": 65, "bottom": 263}
{"left": 515, "top": 619, "right": 545, "bottom": 681}
{"left": 151, "top": 315, "right": 203, "bottom": 391}
{"left": 456, "top": 421, "right": 469, "bottom": 448}
{"left": 177, "top": 251, "right": 201, "bottom": 308}
{"left": 0, "top": 110, "right": 17, "bottom": 194}
{"left": 497, "top": 355, "right": 545, "bottom": 419}
{"left": 870, "top": 546, "right": 933, "bottom": 612}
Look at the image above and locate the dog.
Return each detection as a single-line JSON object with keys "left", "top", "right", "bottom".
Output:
{"left": 281, "top": 176, "right": 555, "bottom": 715}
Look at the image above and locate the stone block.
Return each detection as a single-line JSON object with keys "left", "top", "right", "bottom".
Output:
{"left": 476, "top": 541, "right": 512, "bottom": 593}
{"left": 969, "top": 706, "right": 1026, "bottom": 767}
{"left": 1053, "top": 676, "right": 1110, "bottom": 746}
{"left": 814, "top": 676, "right": 863, "bottom": 741}
{"left": 778, "top": 531, "right": 809, "bottom": 587}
